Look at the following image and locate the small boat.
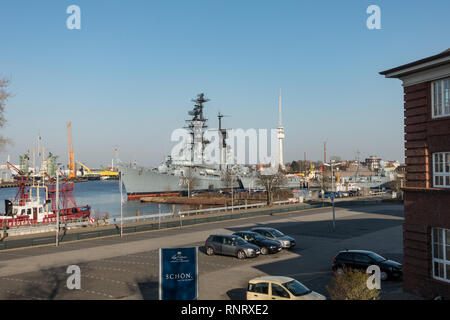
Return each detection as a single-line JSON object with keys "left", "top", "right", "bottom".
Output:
{"left": 0, "top": 163, "right": 91, "bottom": 228}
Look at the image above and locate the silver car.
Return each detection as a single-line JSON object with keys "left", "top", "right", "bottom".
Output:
{"left": 251, "top": 227, "right": 296, "bottom": 249}
{"left": 205, "top": 234, "right": 261, "bottom": 259}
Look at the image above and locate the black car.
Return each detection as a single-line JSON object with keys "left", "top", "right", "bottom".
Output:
{"left": 348, "top": 190, "right": 359, "bottom": 197}
{"left": 233, "top": 231, "right": 282, "bottom": 255}
{"left": 332, "top": 250, "right": 402, "bottom": 280}
{"left": 251, "top": 227, "right": 296, "bottom": 249}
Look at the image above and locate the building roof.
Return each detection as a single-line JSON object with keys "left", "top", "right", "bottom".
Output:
{"left": 380, "top": 49, "right": 450, "bottom": 79}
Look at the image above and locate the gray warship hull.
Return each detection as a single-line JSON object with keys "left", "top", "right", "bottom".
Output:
{"left": 119, "top": 164, "right": 242, "bottom": 200}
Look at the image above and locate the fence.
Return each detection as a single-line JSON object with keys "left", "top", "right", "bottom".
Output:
{"left": 178, "top": 200, "right": 292, "bottom": 216}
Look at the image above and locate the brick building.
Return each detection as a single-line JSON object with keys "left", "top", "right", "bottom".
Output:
{"left": 380, "top": 49, "right": 450, "bottom": 298}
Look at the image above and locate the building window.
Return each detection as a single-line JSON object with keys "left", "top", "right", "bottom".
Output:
{"left": 433, "top": 152, "right": 450, "bottom": 188}
{"left": 432, "top": 78, "right": 450, "bottom": 118}
{"left": 432, "top": 228, "right": 450, "bottom": 283}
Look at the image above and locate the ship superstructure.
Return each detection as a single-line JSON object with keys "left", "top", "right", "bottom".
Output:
{"left": 118, "top": 93, "right": 304, "bottom": 200}
{"left": 118, "top": 94, "right": 247, "bottom": 199}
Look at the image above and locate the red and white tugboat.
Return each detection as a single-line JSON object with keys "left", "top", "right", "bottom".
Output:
{"left": 0, "top": 163, "right": 91, "bottom": 228}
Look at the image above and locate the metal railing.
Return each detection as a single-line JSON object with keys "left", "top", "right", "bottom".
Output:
{"left": 178, "top": 199, "right": 292, "bottom": 216}
{"left": 0, "top": 212, "right": 177, "bottom": 237}
{"left": 105, "top": 213, "right": 173, "bottom": 224}
{"left": 0, "top": 219, "right": 94, "bottom": 237}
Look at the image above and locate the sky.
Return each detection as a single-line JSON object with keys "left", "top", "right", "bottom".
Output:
{"left": 0, "top": 0, "right": 449, "bottom": 168}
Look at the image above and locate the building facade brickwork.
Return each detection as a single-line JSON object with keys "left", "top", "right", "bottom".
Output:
{"left": 381, "top": 49, "right": 450, "bottom": 299}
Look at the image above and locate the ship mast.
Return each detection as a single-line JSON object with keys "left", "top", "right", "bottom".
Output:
{"left": 185, "top": 93, "right": 209, "bottom": 165}
{"left": 277, "top": 89, "right": 285, "bottom": 170}
{"left": 218, "top": 112, "right": 229, "bottom": 170}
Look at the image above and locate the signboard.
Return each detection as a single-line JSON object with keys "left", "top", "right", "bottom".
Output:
{"left": 159, "top": 247, "right": 198, "bottom": 300}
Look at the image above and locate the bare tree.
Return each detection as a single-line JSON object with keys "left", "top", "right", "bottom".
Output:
{"left": 180, "top": 167, "right": 199, "bottom": 197}
{"left": 256, "top": 168, "right": 287, "bottom": 206}
{"left": 320, "top": 166, "right": 331, "bottom": 191}
{"left": 0, "top": 77, "right": 11, "bottom": 151}
{"left": 221, "top": 168, "right": 234, "bottom": 189}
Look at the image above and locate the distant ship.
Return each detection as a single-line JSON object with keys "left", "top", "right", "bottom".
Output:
{"left": 118, "top": 93, "right": 302, "bottom": 200}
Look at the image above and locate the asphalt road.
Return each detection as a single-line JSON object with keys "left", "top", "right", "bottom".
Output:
{"left": 0, "top": 203, "right": 405, "bottom": 300}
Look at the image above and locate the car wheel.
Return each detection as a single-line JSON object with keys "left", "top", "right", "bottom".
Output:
{"left": 381, "top": 271, "right": 388, "bottom": 281}
{"left": 237, "top": 250, "right": 246, "bottom": 259}
{"left": 261, "top": 247, "right": 269, "bottom": 255}
{"left": 206, "top": 247, "right": 214, "bottom": 256}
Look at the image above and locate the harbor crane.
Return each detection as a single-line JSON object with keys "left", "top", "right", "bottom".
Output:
{"left": 76, "top": 160, "right": 94, "bottom": 175}
{"left": 67, "top": 121, "right": 76, "bottom": 179}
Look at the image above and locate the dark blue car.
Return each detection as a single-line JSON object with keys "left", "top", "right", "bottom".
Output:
{"left": 318, "top": 191, "right": 338, "bottom": 199}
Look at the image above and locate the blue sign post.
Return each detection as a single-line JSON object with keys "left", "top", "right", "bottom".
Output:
{"left": 159, "top": 247, "right": 198, "bottom": 300}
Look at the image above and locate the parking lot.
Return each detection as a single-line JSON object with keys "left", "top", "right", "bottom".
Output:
{"left": 0, "top": 203, "right": 406, "bottom": 300}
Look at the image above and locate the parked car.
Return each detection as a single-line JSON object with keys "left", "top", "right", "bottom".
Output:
{"left": 318, "top": 191, "right": 338, "bottom": 199}
{"left": 233, "top": 231, "right": 282, "bottom": 255}
{"left": 332, "top": 249, "right": 403, "bottom": 280}
{"left": 251, "top": 227, "right": 296, "bottom": 249}
{"left": 246, "top": 276, "right": 326, "bottom": 300}
{"left": 204, "top": 234, "right": 261, "bottom": 259}
{"left": 337, "top": 191, "right": 349, "bottom": 197}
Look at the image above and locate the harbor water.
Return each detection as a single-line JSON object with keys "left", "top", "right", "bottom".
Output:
{"left": 0, "top": 180, "right": 181, "bottom": 219}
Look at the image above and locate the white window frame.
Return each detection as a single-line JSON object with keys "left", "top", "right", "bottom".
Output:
{"left": 431, "top": 78, "right": 450, "bottom": 119}
{"left": 432, "top": 152, "right": 450, "bottom": 188}
{"left": 431, "top": 228, "right": 450, "bottom": 283}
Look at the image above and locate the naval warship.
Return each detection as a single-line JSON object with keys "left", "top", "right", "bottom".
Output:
{"left": 118, "top": 93, "right": 289, "bottom": 200}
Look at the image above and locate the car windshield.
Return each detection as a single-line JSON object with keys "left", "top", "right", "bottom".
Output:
{"left": 254, "top": 234, "right": 266, "bottom": 241}
{"left": 271, "top": 229, "right": 284, "bottom": 237}
{"left": 283, "top": 280, "right": 311, "bottom": 296}
{"left": 367, "top": 252, "right": 386, "bottom": 262}
{"left": 234, "top": 237, "right": 247, "bottom": 245}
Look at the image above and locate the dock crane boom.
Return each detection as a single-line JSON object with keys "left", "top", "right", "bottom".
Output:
{"left": 67, "top": 121, "right": 76, "bottom": 179}
{"left": 76, "top": 160, "right": 93, "bottom": 175}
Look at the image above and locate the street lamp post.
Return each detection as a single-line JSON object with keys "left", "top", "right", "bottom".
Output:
{"left": 231, "top": 174, "right": 234, "bottom": 212}
{"left": 158, "top": 203, "right": 161, "bottom": 229}
{"left": 188, "top": 179, "right": 190, "bottom": 198}
{"left": 331, "top": 194, "right": 336, "bottom": 231}
{"left": 55, "top": 169, "right": 59, "bottom": 246}
{"left": 324, "top": 160, "right": 344, "bottom": 231}
{"left": 120, "top": 171, "right": 123, "bottom": 238}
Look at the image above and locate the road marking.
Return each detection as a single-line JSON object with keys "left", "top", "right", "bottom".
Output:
{"left": 82, "top": 264, "right": 149, "bottom": 275}
{"left": 0, "top": 275, "right": 114, "bottom": 299}
{"left": 0, "top": 288, "right": 43, "bottom": 300}
{"left": 99, "top": 259, "right": 157, "bottom": 266}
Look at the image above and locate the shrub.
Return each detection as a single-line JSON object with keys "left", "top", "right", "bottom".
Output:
{"left": 327, "top": 267, "right": 380, "bottom": 300}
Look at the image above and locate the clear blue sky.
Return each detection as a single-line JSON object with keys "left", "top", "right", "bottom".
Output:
{"left": 0, "top": 0, "right": 449, "bottom": 167}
